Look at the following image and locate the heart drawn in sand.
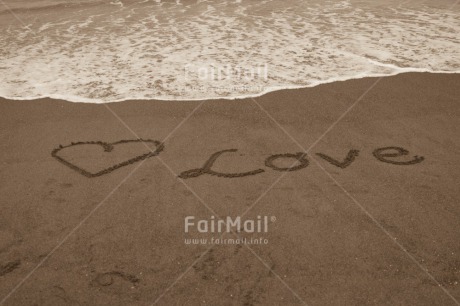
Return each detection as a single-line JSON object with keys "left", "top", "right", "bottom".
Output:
{"left": 51, "top": 139, "right": 164, "bottom": 178}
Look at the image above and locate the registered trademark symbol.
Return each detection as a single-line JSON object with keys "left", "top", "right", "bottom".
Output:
{"left": 271, "top": 216, "right": 276, "bottom": 222}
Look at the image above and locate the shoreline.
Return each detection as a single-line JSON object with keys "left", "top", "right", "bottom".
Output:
{"left": 0, "top": 72, "right": 459, "bottom": 305}
{"left": 1, "top": 71, "right": 459, "bottom": 104}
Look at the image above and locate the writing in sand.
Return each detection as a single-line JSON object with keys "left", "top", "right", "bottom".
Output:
{"left": 51, "top": 139, "right": 425, "bottom": 178}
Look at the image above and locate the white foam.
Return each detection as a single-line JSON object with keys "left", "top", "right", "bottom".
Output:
{"left": 0, "top": 0, "right": 458, "bottom": 103}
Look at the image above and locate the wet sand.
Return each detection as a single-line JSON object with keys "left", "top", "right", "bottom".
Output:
{"left": 0, "top": 72, "right": 459, "bottom": 305}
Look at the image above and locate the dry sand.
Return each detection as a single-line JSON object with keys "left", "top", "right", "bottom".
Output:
{"left": 0, "top": 72, "right": 459, "bottom": 305}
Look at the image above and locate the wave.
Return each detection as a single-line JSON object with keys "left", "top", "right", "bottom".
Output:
{"left": 0, "top": 0, "right": 458, "bottom": 103}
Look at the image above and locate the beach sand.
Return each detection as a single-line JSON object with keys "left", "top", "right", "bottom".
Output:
{"left": 0, "top": 72, "right": 459, "bottom": 305}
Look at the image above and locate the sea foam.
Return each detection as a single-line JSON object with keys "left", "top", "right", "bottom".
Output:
{"left": 0, "top": 0, "right": 458, "bottom": 102}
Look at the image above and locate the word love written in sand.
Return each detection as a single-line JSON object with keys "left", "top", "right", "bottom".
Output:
{"left": 51, "top": 139, "right": 424, "bottom": 178}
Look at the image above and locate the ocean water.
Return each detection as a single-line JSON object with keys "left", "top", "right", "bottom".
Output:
{"left": 0, "top": 0, "right": 458, "bottom": 102}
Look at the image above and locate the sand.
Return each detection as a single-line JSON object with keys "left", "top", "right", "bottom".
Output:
{"left": 0, "top": 72, "right": 459, "bottom": 305}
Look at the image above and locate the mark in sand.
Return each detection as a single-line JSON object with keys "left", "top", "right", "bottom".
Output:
{"left": 51, "top": 139, "right": 164, "bottom": 178}
{"left": 265, "top": 152, "right": 309, "bottom": 172}
{"left": 178, "top": 149, "right": 265, "bottom": 179}
{"left": 316, "top": 149, "right": 360, "bottom": 169}
{"left": 373, "top": 147, "right": 425, "bottom": 165}
{"left": 0, "top": 260, "right": 20, "bottom": 276}
{"left": 93, "top": 271, "right": 140, "bottom": 287}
